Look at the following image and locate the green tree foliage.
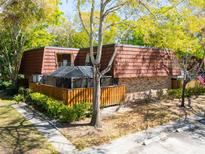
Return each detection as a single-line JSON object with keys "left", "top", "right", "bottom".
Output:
{"left": 131, "top": 1, "right": 205, "bottom": 57}
{"left": 50, "top": 20, "right": 89, "bottom": 48}
{"left": 0, "top": 0, "right": 62, "bottom": 88}
{"left": 26, "top": 26, "right": 55, "bottom": 49}
{"left": 119, "top": 21, "right": 145, "bottom": 45}
{"left": 74, "top": 7, "right": 124, "bottom": 45}
{"left": 103, "top": 13, "right": 121, "bottom": 44}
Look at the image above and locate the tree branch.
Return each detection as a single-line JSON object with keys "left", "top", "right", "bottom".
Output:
{"left": 77, "top": 0, "right": 89, "bottom": 36}
{"left": 100, "top": 46, "right": 117, "bottom": 77}
{"left": 103, "top": 1, "right": 127, "bottom": 18}
{"left": 89, "top": 0, "right": 96, "bottom": 65}
{"left": 135, "top": 0, "right": 158, "bottom": 20}
{"left": 104, "top": 0, "right": 112, "bottom": 6}
{"left": 96, "top": 0, "right": 105, "bottom": 63}
{"left": 104, "top": 17, "right": 131, "bottom": 31}
{"left": 100, "top": 23, "right": 134, "bottom": 77}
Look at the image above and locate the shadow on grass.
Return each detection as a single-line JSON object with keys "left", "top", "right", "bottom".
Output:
{"left": 0, "top": 119, "right": 45, "bottom": 153}
{"left": 0, "top": 106, "right": 53, "bottom": 153}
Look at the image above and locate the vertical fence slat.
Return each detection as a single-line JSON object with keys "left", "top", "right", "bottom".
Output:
{"left": 101, "top": 88, "right": 104, "bottom": 106}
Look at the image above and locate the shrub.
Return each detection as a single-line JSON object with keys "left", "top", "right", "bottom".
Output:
{"left": 58, "top": 106, "right": 77, "bottom": 123}
{"left": 167, "top": 86, "right": 205, "bottom": 99}
{"left": 30, "top": 92, "right": 64, "bottom": 118}
{"left": 0, "top": 81, "right": 12, "bottom": 90}
{"left": 73, "top": 102, "right": 90, "bottom": 120}
{"left": 13, "top": 87, "right": 32, "bottom": 103}
{"left": 13, "top": 94, "right": 25, "bottom": 103}
{"left": 192, "top": 86, "right": 205, "bottom": 96}
{"left": 29, "top": 92, "right": 90, "bottom": 123}
{"left": 46, "top": 98, "right": 59, "bottom": 118}
{"left": 18, "top": 87, "right": 25, "bottom": 95}
{"left": 167, "top": 89, "right": 182, "bottom": 99}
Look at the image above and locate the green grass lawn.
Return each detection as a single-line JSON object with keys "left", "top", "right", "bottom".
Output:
{"left": 0, "top": 98, "right": 57, "bottom": 154}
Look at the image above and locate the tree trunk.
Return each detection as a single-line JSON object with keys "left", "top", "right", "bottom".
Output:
{"left": 91, "top": 65, "right": 102, "bottom": 128}
{"left": 181, "top": 79, "right": 187, "bottom": 107}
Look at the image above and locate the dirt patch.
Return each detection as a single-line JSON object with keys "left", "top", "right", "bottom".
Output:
{"left": 58, "top": 97, "right": 205, "bottom": 150}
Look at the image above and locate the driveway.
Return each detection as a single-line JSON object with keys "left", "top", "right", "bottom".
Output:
{"left": 130, "top": 126, "right": 205, "bottom": 154}
{"left": 80, "top": 117, "right": 205, "bottom": 154}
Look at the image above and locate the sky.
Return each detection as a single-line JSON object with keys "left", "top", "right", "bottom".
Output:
{"left": 60, "top": 0, "right": 76, "bottom": 20}
{"left": 59, "top": 0, "right": 169, "bottom": 20}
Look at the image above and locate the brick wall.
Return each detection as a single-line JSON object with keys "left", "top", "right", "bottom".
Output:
{"left": 118, "top": 76, "right": 171, "bottom": 102}
{"left": 118, "top": 76, "right": 171, "bottom": 93}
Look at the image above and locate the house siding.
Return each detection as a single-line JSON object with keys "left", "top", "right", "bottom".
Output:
{"left": 78, "top": 44, "right": 115, "bottom": 75}
{"left": 42, "top": 47, "right": 79, "bottom": 74}
{"left": 19, "top": 48, "right": 44, "bottom": 76}
{"left": 113, "top": 45, "right": 181, "bottom": 78}
{"left": 20, "top": 47, "right": 79, "bottom": 76}
{"left": 74, "top": 50, "right": 87, "bottom": 65}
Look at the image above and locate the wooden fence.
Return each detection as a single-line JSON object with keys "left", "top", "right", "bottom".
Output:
{"left": 29, "top": 82, "right": 126, "bottom": 107}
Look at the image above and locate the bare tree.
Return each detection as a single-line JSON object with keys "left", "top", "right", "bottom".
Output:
{"left": 179, "top": 54, "right": 202, "bottom": 107}
{"left": 76, "top": 0, "right": 152, "bottom": 128}
{"left": 77, "top": 0, "right": 134, "bottom": 128}
{"left": 179, "top": 29, "right": 205, "bottom": 107}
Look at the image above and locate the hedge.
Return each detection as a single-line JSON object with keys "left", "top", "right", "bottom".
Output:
{"left": 13, "top": 88, "right": 91, "bottom": 123}
{"left": 167, "top": 86, "right": 205, "bottom": 99}
{"left": 29, "top": 92, "right": 91, "bottom": 122}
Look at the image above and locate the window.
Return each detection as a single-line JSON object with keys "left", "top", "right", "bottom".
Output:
{"left": 57, "top": 54, "right": 72, "bottom": 67}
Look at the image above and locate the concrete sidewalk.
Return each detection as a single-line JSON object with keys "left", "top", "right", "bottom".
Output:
{"left": 12, "top": 103, "right": 76, "bottom": 154}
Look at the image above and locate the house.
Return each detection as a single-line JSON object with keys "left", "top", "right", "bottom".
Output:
{"left": 79, "top": 44, "right": 181, "bottom": 92}
{"left": 19, "top": 44, "right": 181, "bottom": 93}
